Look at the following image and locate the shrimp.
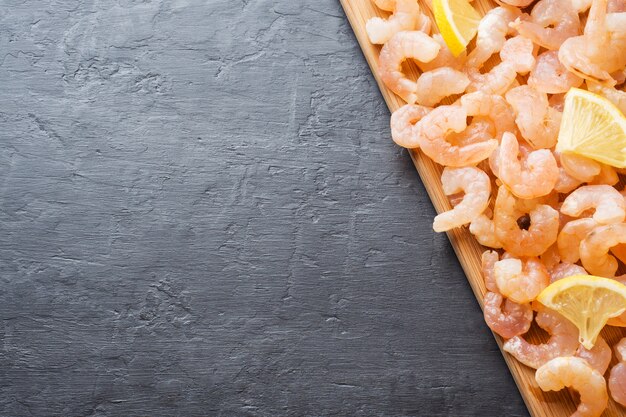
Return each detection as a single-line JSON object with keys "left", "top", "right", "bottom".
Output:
{"left": 549, "top": 93, "right": 566, "bottom": 112}
{"left": 575, "top": 336, "right": 612, "bottom": 375}
{"left": 447, "top": 116, "right": 495, "bottom": 147}
{"left": 494, "top": 256, "right": 550, "bottom": 303}
{"left": 495, "top": 132, "right": 559, "bottom": 199}
{"left": 560, "top": 185, "right": 626, "bottom": 225}
{"left": 415, "top": 105, "right": 498, "bottom": 167}
{"left": 494, "top": 0, "right": 534, "bottom": 7}
{"left": 390, "top": 104, "right": 431, "bottom": 148}
{"left": 559, "top": 0, "right": 626, "bottom": 85}
{"left": 417, "top": 34, "right": 465, "bottom": 72}
{"left": 505, "top": 86, "right": 561, "bottom": 149}
{"left": 378, "top": 31, "right": 440, "bottom": 103}
{"left": 560, "top": 153, "right": 602, "bottom": 182}
{"left": 465, "top": 6, "right": 521, "bottom": 69}
{"left": 589, "top": 163, "right": 619, "bottom": 186}
{"left": 611, "top": 243, "right": 626, "bottom": 264}
{"left": 572, "top": 0, "right": 593, "bottom": 11}
{"left": 414, "top": 67, "right": 470, "bottom": 107}
{"left": 366, "top": 0, "right": 421, "bottom": 44}
{"left": 536, "top": 357, "right": 608, "bottom": 417}
{"left": 433, "top": 167, "right": 491, "bottom": 232}
{"left": 510, "top": 0, "right": 580, "bottom": 51}
{"left": 503, "top": 307, "right": 579, "bottom": 369}
{"left": 550, "top": 262, "right": 588, "bottom": 283}
{"left": 608, "top": 0, "right": 626, "bottom": 12}
{"left": 555, "top": 158, "right": 584, "bottom": 194}
{"left": 459, "top": 91, "right": 516, "bottom": 140}
{"left": 541, "top": 243, "right": 561, "bottom": 271}
{"left": 557, "top": 218, "right": 596, "bottom": 263}
{"left": 580, "top": 223, "right": 626, "bottom": 277}
{"left": 528, "top": 51, "right": 585, "bottom": 94}
{"left": 493, "top": 185, "right": 560, "bottom": 257}
{"left": 483, "top": 291, "right": 533, "bottom": 339}
{"left": 609, "top": 338, "right": 626, "bottom": 406}
{"left": 482, "top": 250, "right": 500, "bottom": 293}
{"left": 586, "top": 80, "right": 626, "bottom": 113}
{"left": 466, "top": 37, "right": 536, "bottom": 95}
{"left": 470, "top": 214, "right": 503, "bottom": 248}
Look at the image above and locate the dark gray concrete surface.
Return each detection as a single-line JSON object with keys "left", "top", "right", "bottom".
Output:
{"left": 0, "top": 1, "right": 529, "bottom": 416}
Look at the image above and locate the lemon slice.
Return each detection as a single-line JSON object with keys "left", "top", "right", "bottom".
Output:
{"left": 432, "top": 0, "right": 480, "bottom": 57}
{"left": 556, "top": 87, "right": 626, "bottom": 168}
{"left": 537, "top": 275, "right": 626, "bottom": 349}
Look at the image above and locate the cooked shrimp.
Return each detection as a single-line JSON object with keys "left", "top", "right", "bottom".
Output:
{"left": 580, "top": 223, "right": 626, "bottom": 277}
{"left": 390, "top": 104, "right": 431, "bottom": 148}
{"left": 415, "top": 105, "right": 498, "bottom": 166}
{"left": 560, "top": 185, "right": 626, "bottom": 224}
{"left": 470, "top": 214, "right": 503, "bottom": 248}
{"left": 414, "top": 67, "right": 470, "bottom": 107}
{"left": 459, "top": 91, "right": 516, "bottom": 139}
{"left": 589, "top": 163, "right": 619, "bottom": 186}
{"left": 559, "top": 0, "right": 626, "bottom": 85}
{"left": 494, "top": 0, "right": 534, "bottom": 7}
{"left": 495, "top": 132, "right": 559, "bottom": 199}
{"left": 433, "top": 167, "right": 491, "bottom": 232}
{"left": 528, "top": 51, "right": 584, "bottom": 94}
{"left": 550, "top": 262, "right": 588, "bottom": 283}
{"left": 493, "top": 185, "right": 560, "bottom": 257}
{"left": 557, "top": 218, "right": 596, "bottom": 263}
{"left": 483, "top": 291, "right": 533, "bottom": 339}
{"left": 554, "top": 153, "right": 584, "bottom": 194}
{"left": 505, "top": 86, "right": 561, "bottom": 149}
{"left": 447, "top": 116, "right": 495, "bottom": 147}
{"left": 536, "top": 357, "right": 608, "bottom": 417}
{"left": 482, "top": 250, "right": 500, "bottom": 293}
{"left": 575, "top": 336, "right": 611, "bottom": 375}
{"left": 560, "top": 153, "right": 602, "bottom": 182}
{"left": 466, "top": 37, "right": 535, "bottom": 95}
{"left": 366, "top": 0, "right": 421, "bottom": 44}
{"left": 586, "top": 80, "right": 626, "bottom": 113}
{"left": 503, "top": 307, "right": 579, "bottom": 369}
{"left": 494, "top": 256, "right": 550, "bottom": 303}
{"left": 417, "top": 34, "right": 466, "bottom": 72}
{"left": 611, "top": 243, "right": 626, "bottom": 264}
{"left": 541, "top": 243, "right": 561, "bottom": 271}
{"left": 510, "top": 0, "right": 580, "bottom": 51}
{"left": 608, "top": 0, "right": 626, "bottom": 12}
{"left": 609, "top": 338, "right": 626, "bottom": 406}
{"left": 465, "top": 6, "right": 521, "bottom": 69}
{"left": 379, "top": 31, "right": 440, "bottom": 103}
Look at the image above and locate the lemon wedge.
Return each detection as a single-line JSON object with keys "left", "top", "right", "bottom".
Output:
{"left": 432, "top": 0, "right": 480, "bottom": 57}
{"left": 537, "top": 275, "right": 626, "bottom": 349}
{"left": 556, "top": 87, "right": 626, "bottom": 168}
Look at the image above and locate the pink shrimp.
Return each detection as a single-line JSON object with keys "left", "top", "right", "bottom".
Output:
{"left": 510, "top": 0, "right": 580, "bottom": 51}
{"left": 550, "top": 262, "right": 588, "bottom": 283}
{"left": 379, "top": 31, "right": 440, "bottom": 103}
{"left": 465, "top": 6, "right": 522, "bottom": 69}
{"left": 414, "top": 67, "right": 470, "bottom": 107}
{"left": 560, "top": 185, "right": 626, "bottom": 225}
{"left": 560, "top": 153, "right": 602, "bottom": 183}
{"left": 505, "top": 85, "right": 561, "bottom": 149}
{"left": 415, "top": 105, "right": 498, "bottom": 167}
{"left": 470, "top": 213, "right": 503, "bottom": 249}
{"left": 494, "top": 256, "right": 550, "bottom": 303}
{"left": 366, "top": 0, "right": 422, "bottom": 44}
{"left": 580, "top": 223, "right": 626, "bottom": 277}
{"left": 528, "top": 51, "right": 585, "bottom": 94}
{"left": 575, "top": 336, "right": 612, "bottom": 375}
{"left": 609, "top": 338, "right": 626, "bottom": 406}
{"left": 503, "top": 307, "right": 579, "bottom": 369}
{"left": 557, "top": 218, "right": 596, "bottom": 264}
{"left": 483, "top": 292, "right": 533, "bottom": 339}
{"left": 390, "top": 104, "right": 431, "bottom": 148}
{"left": 459, "top": 91, "right": 516, "bottom": 140}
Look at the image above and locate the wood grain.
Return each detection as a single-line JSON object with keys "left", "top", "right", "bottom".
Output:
{"left": 339, "top": 1, "right": 626, "bottom": 416}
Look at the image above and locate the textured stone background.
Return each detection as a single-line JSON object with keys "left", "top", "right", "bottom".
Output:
{"left": 0, "top": 1, "right": 529, "bottom": 416}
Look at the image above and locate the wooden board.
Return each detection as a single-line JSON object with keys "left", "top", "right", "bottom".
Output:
{"left": 339, "top": 1, "right": 626, "bottom": 416}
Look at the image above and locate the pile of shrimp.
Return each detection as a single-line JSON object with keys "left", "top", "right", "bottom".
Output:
{"left": 370, "top": 0, "right": 626, "bottom": 413}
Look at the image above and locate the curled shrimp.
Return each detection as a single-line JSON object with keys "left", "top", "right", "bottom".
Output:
{"left": 433, "top": 167, "right": 491, "bottom": 232}
{"left": 493, "top": 185, "right": 560, "bottom": 257}
{"left": 528, "top": 51, "right": 584, "bottom": 94}
{"left": 510, "top": 0, "right": 580, "bottom": 51}
{"left": 417, "top": 34, "right": 466, "bottom": 72}
{"left": 415, "top": 105, "right": 498, "bottom": 167}
{"left": 414, "top": 67, "right": 470, "bottom": 107}
{"left": 366, "top": 0, "right": 421, "bottom": 44}
{"left": 379, "top": 31, "right": 440, "bottom": 103}
{"left": 390, "top": 104, "right": 431, "bottom": 148}
{"left": 560, "top": 153, "right": 602, "bottom": 183}
{"left": 586, "top": 80, "right": 626, "bottom": 113}
{"left": 459, "top": 91, "right": 516, "bottom": 140}
{"left": 465, "top": 6, "right": 521, "bottom": 69}
{"left": 559, "top": 0, "right": 626, "bottom": 85}
{"left": 575, "top": 335, "right": 612, "bottom": 375}
{"left": 447, "top": 116, "right": 495, "bottom": 147}
{"left": 580, "top": 223, "right": 626, "bottom": 277}
{"left": 494, "top": 256, "right": 550, "bottom": 303}
{"left": 589, "top": 163, "right": 620, "bottom": 186}
{"left": 554, "top": 152, "right": 584, "bottom": 194}
{"left": 503, "top": 307, "right": 579, "bottom": 369}
{"left": 483, "top": 292, "right": 533, "bottom": 339}
{"left": 466, "top": 36, "right": 536, "bottom": 95}
{"left": 470, "top": 213, "right": 503, "bottom": 248}
{"left": 505, "top": 86, "right": 561, "bottom": 149}
{"left": 536, "top": 357, "right": 608, "bottom": 417}
{"left": 495, "top": 132, "right": 559, "bottom": 199}
{"left": 482, "top": 250, "right": 500, "bottom": 293}
{"left": 560, "top": 185, "right": 626, "bottom": 225}
{"left": 557, "top": 218, "right": 596, "bottom": 264}
{"left": 609, "top": 338, "right": 626, "bottom": 406}
{"left": 541, "top": 243, "right": 561, "bottom": 271}
{"left": 550, "top": 262, "right": 588, "bottom": 283}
